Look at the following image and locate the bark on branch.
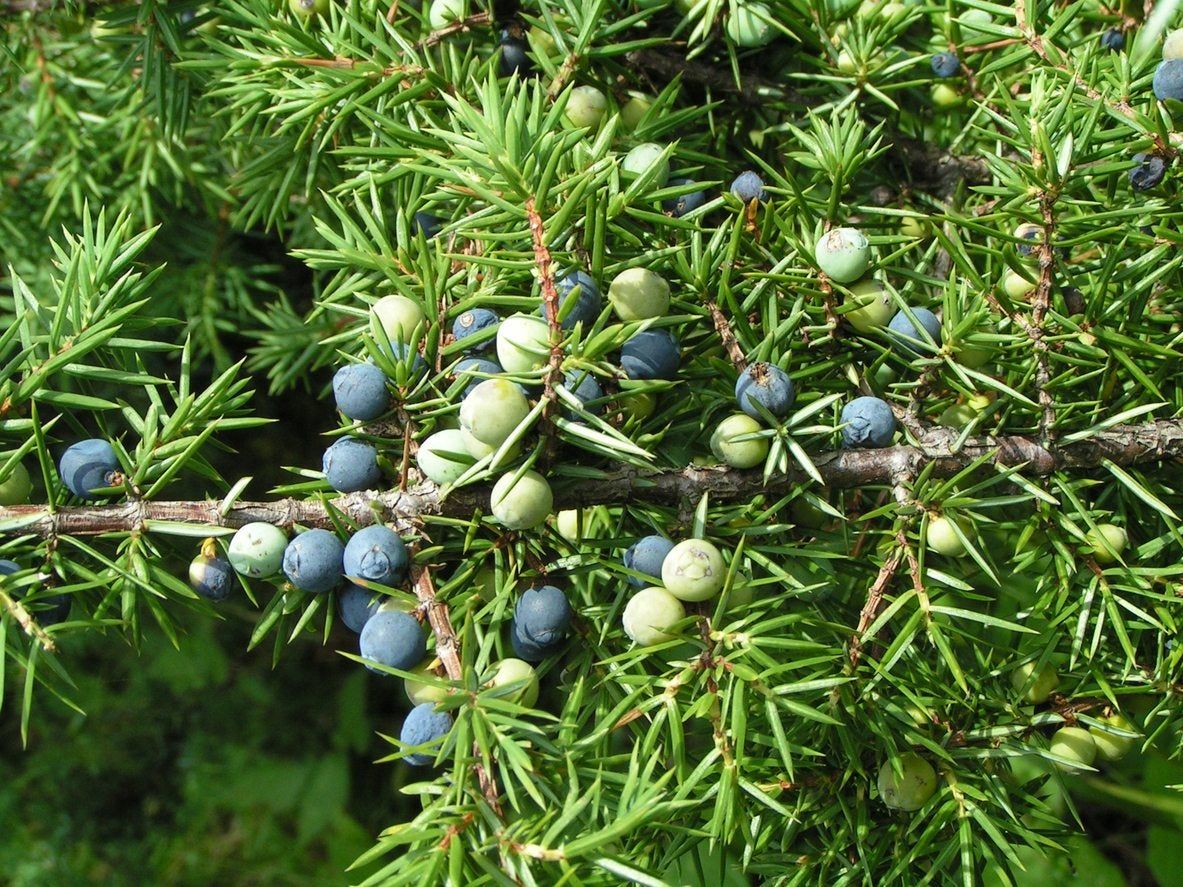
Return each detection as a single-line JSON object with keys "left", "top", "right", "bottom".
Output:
{"left": 2, "top": 419, "right": 1182, "bottom": 537}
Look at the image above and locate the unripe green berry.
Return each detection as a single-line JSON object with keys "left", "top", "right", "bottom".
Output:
{"left": 815, "top": 227, "right": 871, "bottom": 283}
{"left": 1010, "top": 661, "right": 1059, "bottom": 703}
{"left": 725, "top": 1, "right": 773, "bottom": 47}
{"left": 496, "top": 313, "right": 551, "bottom": 374}
{"left": 608, "top": 268, "right": 671, "bottom": 321}
{"left": 877, "top": 752, "right": 937, "bottom": 811}
{"left": 1166, "top": 30, "right": 1183, "bottom": 60}
{"left": 228, "top": 522, "right": 288, "bottom": 579}
{"left": 842, "top": 279, "right": 893, "bottom": 333}
{"left": 371, "top": 295, "right": 425, "bottom": 345}
{"left": 0, "top": 462, "right": 32, "bottom": 506}
{"left": 427, "top": 0, "right": 466, "bottom": 29}
{"left": 1048, "top": 726, "right": 1097, "bottom": 770}
{"left": 486, "top": 657, "right": 539, "bottom": 707}
{"left": 620, "top": 92, "right": 654, "bottom": 130}
{"left": 1090, "top": 713, "right": 1137, "bottom": 762}
{"left": 566, "top": 86, "right": 607, "bottom": 130}
{"left": 662, "top": 538, "right": 727, "bottom": 602}
{"left": 459, "top": 379, "right": 531, "bottom": 452}
{"left": 1086, "top": 523, "right": 1127, "bottom": 565}
{"left": 623, "top": 586, "right": 685, "bottom": 645}
{"left": 925, "top": 515, "right": 967, "bottom": 557}
{"left": 621, "top": 143, "right": 670, "bottom": 188}
{"left": 289, "top": 0, "right": 329, "bottom": 17}
{"left": 554, "top": 509, "right": 582, "bottom": 542}
{"left": 620, "top": 391, "right": 657, "bottom": 421}
{"left": 900, "top": 216, "right": 928, "bottom": 239}
{"left": 1003, "top": 269, "right": 1036, "bottom": 300}
{"left": 931, "top": 83, "right": 961, "bottom": 107}
{"left": 417, "top": 429, "right": 473, "bottom": 485}
{"left": 490, "top": 470, "right": 553, "bottom": 530}
{"left": 710, "top": 413, "right": 769, "bottom": 469}
{"left": 405, "top": 661, "right": 451, "bottom": 706}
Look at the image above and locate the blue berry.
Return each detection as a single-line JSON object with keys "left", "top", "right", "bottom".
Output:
{"left": 563, "top": 369, "right": 603, "bottom": 414}
{"left": 453, "top": 357, "right": 503, "bottom": 396}
{"left": 59, "top": 439, "right": 119, "bottom": 499}
{"left": 1130, "top": 153, "right": 1166, "bottom": 191}
{"left": 338, "top": 583, "right": 381, "bottom": 632}
{"left": 189, "top": 555, "right": 236, "bottom": 602}
{"left": 332, "top": 363, "right": 390, "bottom": 421}
{"left": 730, "top": 170, "right": 766, "bottom": 202}
{"left": 400, "top": 702, "right": 452, "bottom": 766}
{"left": 344, "top": 525, "right": 409, "bottom": 587}
{"left": 359, "top": 609, "right": 426, "bottom": 673}
{"left": 930, "top": 52, "right": 960, "bottom": 78}
{"left": 735, "top": 362, "right": 795, "bottom": 419}
{"left": 663, "top": 178, "right": 707, "bottom": 217}
{"left": 1154, "top": 60, "right": 1183, "bottom": 101}
{"left": 282, "top": 528, "right": 345, "bottom": 594}
{"left": 539, "top": 271, "right": 601, "bottom": 330}
{"left": 0, "top": 559, "right": 70, "bottom": 626}
{"left": 514, "top": 585, "right": 572, "bottom": 648}
{"left": 413, "top": 212, "right": 441, "bottom": 239}
{"left": 620, "top": 329, "right": 680, "bottom": 380}
{"left": 388, "top": 342, "right": 428, "bottom": 380}
{"left": 840, "top": 396, "right": 897, "bottom": 448}
{"left": 323, "top": 437, "right": 382, "bottom": 492}
{"left": 887, "top": 307, "right": 943, "bottom": 356}
{"left": 499, "top": 24, "right": 533, "bottom": 77}
{"left": 1100, "top": 28, "right": 1124, "bottom": 51}
{"left": 509, "top": 617, "right": 555, "bottom": 662}
{"left": 623, "top": 535, "right": 675, "bottom": 588}
{"left": 452, "top": 308, "right": 499, "bottom": 352}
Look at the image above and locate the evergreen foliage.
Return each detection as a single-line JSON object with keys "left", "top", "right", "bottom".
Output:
{"left": 5, "top": 0, "right": 1183, "bottom": 882}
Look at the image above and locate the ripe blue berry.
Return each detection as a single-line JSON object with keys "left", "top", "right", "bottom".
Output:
{"left": 323, "top": 437, "right": 382, "bottom": 492}
{"left": 0, "top": 559, "right": 70, "bottom": 625}
{"left": 663, "top": 178, "right": 707, "bottom": 217}
{"left": 344, "top": 525, "right": 409, "bottom": 587}
{"left": 332, "top": 363, "right": 390, "bottom": 421}
{"left": 282, "top": 528, "right": 345, "bottom": 594}
{"left": 189, "top": 554, "right": 236, "bottom": 602}
{"left": 930, "top": 52, "right": 959, "bottom": 77}
{"left": 1130, "top": 153, "right": 1166, "bottom": 191}
{"left": 413, "top": 211, "right": 441, "bottom": 239}
{"left": 730, "top": 170, "right": 766, "bottom": 203}
{"left": 338, "top": 583, "right": 380, "bottom": 632}
{"left": 735, "top": 362, "right": 795, "bottom": 419}
{"left": 498, "top": 23, "right": 533, "bottom": 76}
{"left": 1154, "top": 60, "right": 1183, "bottom": 101}
{"left": 514, "top": 585, "right": 572, "bottom": 648}
{"left": 538, "top": 271, "right": 601, "bottom": 330}
{"left": 400, "top": 702, "right": 452, "bottom": 766}
{"left": 453, "top": 357, "right": 503, "bottom": 396}
{"left": 563, "top": 369, "right": 603, "bottom": 414}
{"left": 359, "top": 609, "right": 426, "bottom": 673}
{"left": 620, "top": 329, "right": 680, "bottom": 380}
{"left": 887, "top": 307, "right": 943, "bottom": 356}
{"left": 1100, "top": 28, "right": 1124, "bottom": 52}
{"left": 624, "top": 534, "right": 675, "bottom": 587}
{"left": 841, "top": 396, "right": 897, "bottom": 448}
{"left": 452, "top": 308, "right": 499, "bottom": 351}
{"left": 59, "top": 439, "right": 119, "bottom": 499}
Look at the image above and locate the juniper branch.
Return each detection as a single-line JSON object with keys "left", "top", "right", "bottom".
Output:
{"left": 2, "top": 419, "right": 1182, "bottom": 536}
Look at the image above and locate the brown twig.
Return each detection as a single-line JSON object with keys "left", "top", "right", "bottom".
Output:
{"left": 418, "top": 12, "right": 492, "bottom": 50}
{"left": 706, "top": 300, "right": 747, "bottom": 371}
{"left": 849, "top": 543, "right": 905, "bottom": 666}
{"left": 410, "top": 566, "right": 504, "bottom": 815}
{"left": 0, "top": 590, "right": 57, "bottom": 652}
{"left": 525, "top": 196, "right": 564, "bottom": 466}
{"left": 4, "top": 419, "right": 1183, "bottom": 536}
{"left": 1032, "top": 195, "right": 1058, "bottom": 444}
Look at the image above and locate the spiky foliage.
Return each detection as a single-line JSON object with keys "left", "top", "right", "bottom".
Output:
{"left": 4, "top": 0, "right": 1183, "bottom": 882}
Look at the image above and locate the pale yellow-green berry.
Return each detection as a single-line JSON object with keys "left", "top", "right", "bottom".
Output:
{"left": 926, "top": 515, "right": 967, "bottom": 557}
{"left": 1002, "top": 269, "right": 1036, "bottom": 300}
{"left": 931, "top": 83, "right": 961, "bottom": 107}
{"left": 1086, "top": 523, "right": 1128, "bottom": 565}
{"left": 1090, "top": 713, "right": 1137, "bottom": 762}
{"left": 496, "top": 314, "right": 551, "bottom": 373}
{"left": 877, "top": 753, "right": 937, "bottom": 811}
{"left": 371, "top": 295, "right": 425, "bottom": 345}
{"left": 486, "top": 658, "right": 539, "bottom": 707}
{"left": 1048, "top": 726, "right": 1097, "bottom": 771}
{"left": 405, "top": 661, "right": 451, "bottom": 706}
{"left": 710, "top": 413, "right": 769, "bottom": 469}
{"left": 490, "top": 470, "right": 553, "bottom": 530}
{"left": 566, "top": 85, "right": 607, "bottom": 130}
{"left": 459, "top": 379, "right": 530, "bottom": 452}
{"left": 842, "top": 279, "right": 894, "bottom": 333}
{"left": 623, "top": 586, "right": 686, "bottom": 645}
{"left": 1010, "top": 661, "right": 1059, "bottom": 703}
{"left": 662, "top": 538, "right": 727, "bottom": 602}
